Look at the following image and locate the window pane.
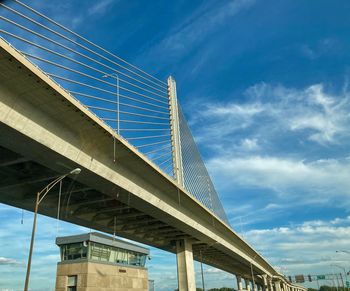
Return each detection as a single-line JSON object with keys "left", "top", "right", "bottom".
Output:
{"left": 67, "top": 275, "right": 77, "bottom": 286}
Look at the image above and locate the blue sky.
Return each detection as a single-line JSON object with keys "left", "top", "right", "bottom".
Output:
{"left": 1, "top": 0, "right": 350, "bottom": 290}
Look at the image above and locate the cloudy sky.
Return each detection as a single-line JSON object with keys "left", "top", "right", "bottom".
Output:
{"left": 1, "top": 0, "right": 350, "bottom": 290}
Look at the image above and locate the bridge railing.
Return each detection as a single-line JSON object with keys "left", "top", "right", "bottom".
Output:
{"left": 0, "top": 0, "right": 230, "bottom": 225}
{"left": 0, "top": 0, "right": 174, "bottom": 176}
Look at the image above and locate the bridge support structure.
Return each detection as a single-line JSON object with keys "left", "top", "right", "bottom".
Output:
{"left": 168, "top": 76, "right": 184, "bottom": 187}
{"left": 237, "top": 275, "right": 244, "bottom": 291}
{"left": 246, "top": 278, "right": 252, "bottom": 291}
{"left": 176, "top": 239, "right": 196, "bottom": 291}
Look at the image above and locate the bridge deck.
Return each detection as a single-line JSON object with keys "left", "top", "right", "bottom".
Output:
{"left": 0, "top": 38, "right": 291, "bottom": 285}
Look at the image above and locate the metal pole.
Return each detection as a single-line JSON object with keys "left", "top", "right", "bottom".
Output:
{"left": 332, "top": 271, "right": 340, "bottom": 291}
{"left": 23, "top": 168, "right": 80, "bottom": 291}
{"left": 200, "top": 250, "right": 205, "bottom": 291}
{"left": 251, "top": 261, "right": 256, "bottom": 291}
{"left": 23, "top": 192, "right": 39, "bottom": 291}
{"left": 340, "top": 273, "right": 345, "bottom": 290}
{"left": 332, "top": 264, "right": 348, "bottom": 291}
{"left": 117, "top": 74, "right": 120, "bottom": 135}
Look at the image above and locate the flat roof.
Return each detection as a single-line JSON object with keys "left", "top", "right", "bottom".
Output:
{"left": 56, "top": 232, "right": 149, "bottom": 255}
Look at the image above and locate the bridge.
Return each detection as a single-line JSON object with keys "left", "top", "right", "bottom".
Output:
{"left": 0, "top": 1, "right": 306, "bottom": 291}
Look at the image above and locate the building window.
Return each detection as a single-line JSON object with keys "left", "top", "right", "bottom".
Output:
{"left": 59, "top": 241, "right": 147, "bottom": 267}
{"left": 62, "top": 243, "right": 87, "bottom": 261}
{"left": 67, "top": 275, "right": 77, "bottom": 291}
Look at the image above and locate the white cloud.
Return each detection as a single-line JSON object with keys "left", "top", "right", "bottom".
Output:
{"left": 245, "top": 216, "right": 350, "bottom": 275}
{"left": 299, "top": 38, "right": 340, "bottom": 60}
{"left": 192, "top": 83, "right": 350, "bottom": 148}
{"left": 140, "top": 0, "right": 256, "bottom": 63}
{"left": 209, "top": 155, "right": 350, "bottom": 204}
{"left": 165, "top": 0, "right": 255, "bottom": 54}
{"left": 240, "top": 138, "right": 260, "bottom": 151}
{"left": 88, "top": 0, "right": 114, "bottom": 16}
{"left": 0, "top": 257, "right": 24, "bottom": 267}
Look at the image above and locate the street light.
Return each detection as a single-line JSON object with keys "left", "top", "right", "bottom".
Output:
{"left": 334, "top": 252, "right": 350, "bottom": 291}
{"left": 331, "top": 264, "right": 346, "bottom": 290}
{"left": 250, "top": 254, "right": 259, "bottom": 291}
{"left": 200, "top": 249, "right": 205, "bottom": 291}
{"left": 24, "top": 168, "right": 81, "bottom": 291}
{"left": 199, "top": 242, "right": 218, "bottom": 291}
{"left": 102, "top": 73, "right": 120, "bottom": 134}
{"left": 102, "top": 73, "right": 120, "bottom": 163}
{"left": 330, "top": 266, "right": 340, "bottom": 291}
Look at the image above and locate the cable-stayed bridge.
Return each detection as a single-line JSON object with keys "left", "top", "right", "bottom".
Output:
{"left": 0, "top": 2, "right": 305, "bottom": 291}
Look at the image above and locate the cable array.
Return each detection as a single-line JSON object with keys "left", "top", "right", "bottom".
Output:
{"left": 0, "top": 1, "right": 230, "bottom": 224}
{"left": 178, "top": 106, "right": 229, "bottom": 224}
{"left": 0, "top": 0, "right": 174, "bottom": 177}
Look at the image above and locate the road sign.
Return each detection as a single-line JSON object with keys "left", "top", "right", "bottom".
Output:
{"left": 346, "top": 281, "right": 349, "bottom": 287}
{"left": 295, "top": 275, "right": 305, "bottom": 283}
{"left": 317, "top": 275, "right": 326, "bottom": 280}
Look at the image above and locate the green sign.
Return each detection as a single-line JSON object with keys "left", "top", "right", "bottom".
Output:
{"left": 317, "top": 275, "right": 326, "bottom": 280}
{"left": 346, "top": 281, "right": 349, "bottom": 287}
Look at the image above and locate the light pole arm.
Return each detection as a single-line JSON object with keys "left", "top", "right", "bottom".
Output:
{"left": 37, "top": 174, "right": 68, "bottom": 205}
{"left": 24, "top": 168, "right": 80, "bottom": 291}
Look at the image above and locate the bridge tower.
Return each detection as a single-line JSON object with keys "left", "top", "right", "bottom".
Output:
{"left": 168, "top": 76, "right": 185, "bottom": 187}
{"left": 168, "top": 76, "right": 196, "bottom": 291}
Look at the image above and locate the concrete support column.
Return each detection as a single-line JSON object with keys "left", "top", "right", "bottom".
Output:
{"left": 274, "top": 281, "right": 281, "bottom": 291}
{"left": 268, "top": 278, "right": 274, "bottom": 291}
{"left": 237, "top": 275, "right": 244, "bottom": 291}
{"left": 176, "top": 239, "right": 196, "bottom": 291}
{"left": 262, "top": 275, "right": 269, "bottom": 291}
{"left": 245, "top": 278, "right": 251, "bottom": 291}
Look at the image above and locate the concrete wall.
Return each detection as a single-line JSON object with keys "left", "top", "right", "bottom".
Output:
{"left": 55, "top": 261, "right": 148, "bottom": 291}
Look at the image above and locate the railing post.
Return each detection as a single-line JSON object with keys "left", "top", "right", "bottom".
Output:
{"left": 168, "top": 76, "right": 184, "bottom": 187}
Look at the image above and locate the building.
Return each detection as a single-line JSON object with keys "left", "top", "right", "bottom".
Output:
{"left": 55, "top": 232, "right": 150, "bottom": 291}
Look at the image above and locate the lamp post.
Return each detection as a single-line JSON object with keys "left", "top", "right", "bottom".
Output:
{"left": 330, "top": 266, "right": 340, "bottom": 291}
{"left": 336, "top": 251, "right": 350, "bottom": 290}
{"left": 102, "top": 73, "right": 120, "bottom": 135}
{"left": 332, "top": 262, "right": 349, "bottom": 291}
{"left": 200, "top": 249, "right": 205, "bottom": 291}
{"left": 103, "top": 73, "right": 120, "bottom": 163}
{"left": 24, "top": 168, "right": 81, "bottom": 291}
{"left": 250, "top": 254, "right": 259, "bottom": 291}
{"left": 198, "top": 242, "right": 218, "bottom": 291}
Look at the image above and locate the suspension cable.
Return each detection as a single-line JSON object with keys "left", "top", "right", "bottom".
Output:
{"left": 11, "top": 0, "right": 168, "bottom": 88}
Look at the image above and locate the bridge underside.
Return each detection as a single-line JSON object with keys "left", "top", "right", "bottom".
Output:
{"left": 0, "top": 140, "right": 249, "bottom": 279}
{"left": 0, "top": 44, "right": 263, "bottom": 281}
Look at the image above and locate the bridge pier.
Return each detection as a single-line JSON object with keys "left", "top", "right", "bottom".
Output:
{"left": 268, "top": 278, "right": 274, "bottom": 291}
{"left": 253, "top": 283, "right": 258, "bottom": 291}
{"left": 274, "top": 280, "right": 281, "bottom": 291}
{"left": 245, "top": 278, "right": 252, "bottom": 291}
{"left": 237, "top": 275, "right": 244, "bottom": 291}
{"left": 176, "top": 239, "right": 196, "bottom": 291}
